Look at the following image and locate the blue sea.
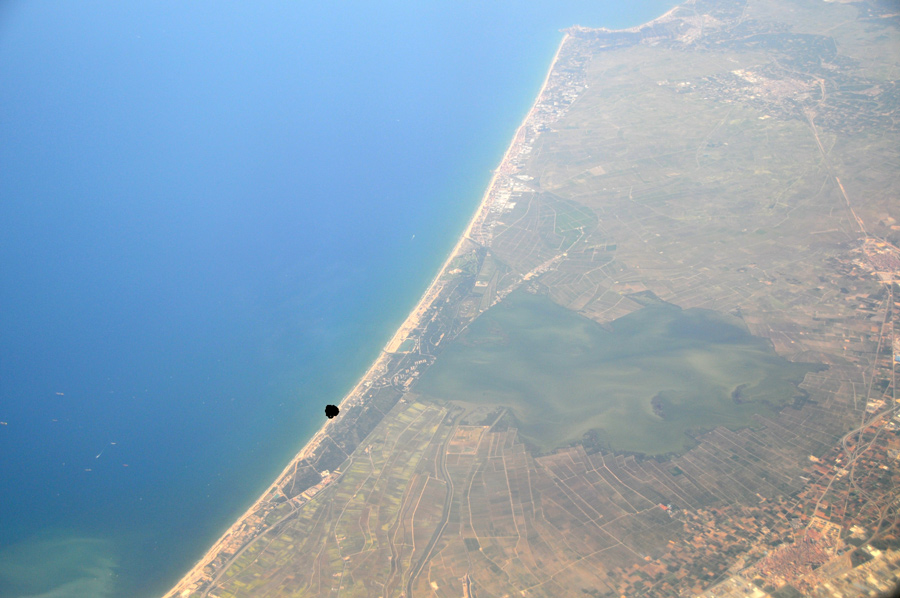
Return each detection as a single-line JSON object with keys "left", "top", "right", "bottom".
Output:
{"left": 0, "top": 1, "right": 675, "bottom": 596}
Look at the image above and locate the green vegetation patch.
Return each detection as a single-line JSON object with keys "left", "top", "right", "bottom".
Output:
{"left": 417, "top": 291, "right": 823, "bottom": 455}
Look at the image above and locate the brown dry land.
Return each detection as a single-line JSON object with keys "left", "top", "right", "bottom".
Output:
{"left": 169, "top": 0, "right": 900, "bottom": 595}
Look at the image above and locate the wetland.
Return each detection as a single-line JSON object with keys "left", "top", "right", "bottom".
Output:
{"left": 417, "top": 290, "right": 824, "bottom": 454}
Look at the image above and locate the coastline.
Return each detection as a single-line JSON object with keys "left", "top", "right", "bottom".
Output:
{"left": 122, "top": 0, "right": 900, "bottom": 596}
{"left": 591, "top": 3, "right": 682, "bottom": 33}
{"left": 161, "top": 32, "right": 572, "bottom": 598}
{"left": 381, "top": 33, "right": 570, "bottom": 355}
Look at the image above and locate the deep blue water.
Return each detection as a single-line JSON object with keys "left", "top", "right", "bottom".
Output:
{"left": 0, "top": 1, "right": 676, "bottom": 596}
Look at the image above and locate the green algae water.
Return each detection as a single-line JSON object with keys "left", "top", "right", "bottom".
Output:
{"left": 417, "top": 291, "right": 824, "bottom": 455}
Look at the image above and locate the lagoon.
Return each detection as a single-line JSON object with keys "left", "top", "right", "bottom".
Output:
{"left": 417, "top": 291, "right": 823, "bottom": 454}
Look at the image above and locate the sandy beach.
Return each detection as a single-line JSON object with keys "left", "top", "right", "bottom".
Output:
{"left": 589, "top": 3, "right": 683, "bottom": 33}
{"left": 162, "top": 32, "right": 571, "bottom": 598}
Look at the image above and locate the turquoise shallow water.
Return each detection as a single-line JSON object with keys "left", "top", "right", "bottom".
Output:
{"left": 0, "top": 1, "right": 676, "bottom": 596}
